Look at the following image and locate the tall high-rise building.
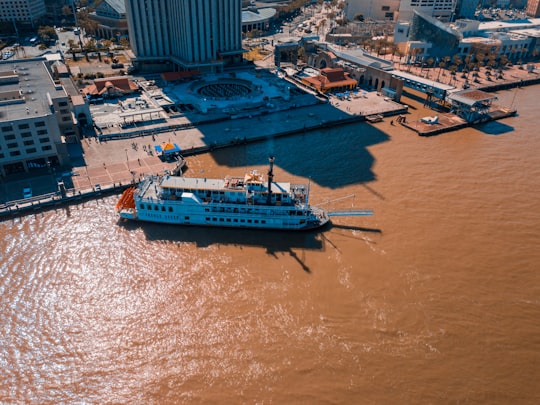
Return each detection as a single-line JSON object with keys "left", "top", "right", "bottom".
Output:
{"left": 526, "top": 0, "right": 540, "bottom": 18}
{"left": 344, "top": 0, "right": 401, "bottom": 21}
{"left": 455, "top": 0, "right": 480, "bottom": 19}
{"left": 0, "top": 0, "right": 46, "bottom": 29}
{"left": 125, "top": 0, "right": 244, "bottom": 73}
{"left": 398, "top": 0, "right": 458, "bottom": 23}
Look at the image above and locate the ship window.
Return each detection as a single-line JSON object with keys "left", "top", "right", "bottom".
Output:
{"left": 184, "top": 216, "right": 189, "bottom": 220}
{"left": 240, "top": 219, "right": 245, "bottom": 223}
{"left": 206, "top": 217, "right": 210, "bottom": 221}
{"left": 248, "top": 220, "right": 252, "bottom": 223}
{"left": 161, "top": 206, "right": 166, "bottom": 211}
{"left": 168, "top": 207, "right": 173, "bottom": 212}
{"left": 226, "top": 218, "right": 231, "bottom": 222}
{"left": 219, "top": 218, "right": 224, "bottom": 222}
{"left": 254, "top": 220, "right": 259, "bottom": 223}
{"left": 261, "top": 220, "right": 266, "bottom": 224}
{"left": 139, "top": 204, "right": 144, "bottom": 209}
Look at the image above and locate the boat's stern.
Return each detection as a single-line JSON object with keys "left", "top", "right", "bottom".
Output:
{"left": 116, "top": 187, "right": 138, "bottom": 220}
{"left": 308, "top": 206, "right": 330, "bottom": 229}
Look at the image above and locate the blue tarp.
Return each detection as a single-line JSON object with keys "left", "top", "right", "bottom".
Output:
{"left": 154, "top": 143, "right": 181, "bottom": 155}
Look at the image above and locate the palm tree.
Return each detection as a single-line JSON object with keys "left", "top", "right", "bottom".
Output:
{"left": 437, "top": 60, "right": 445, "bottom": 81}
{"left": 425, "top": 57, "right": 435, "bottom": 77}
{"left": 448, "top": 65, "right": 458, "bottom": 84}
{"left": 452, "top": 55, "right": 463, "bottom": 72}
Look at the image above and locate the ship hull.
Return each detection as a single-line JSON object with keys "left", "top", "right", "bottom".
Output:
{"left": 116, "top": 158, "right": 331, "bottom": 231}
{"left": 119, "top": 198, "right": 329, "bottom": 231}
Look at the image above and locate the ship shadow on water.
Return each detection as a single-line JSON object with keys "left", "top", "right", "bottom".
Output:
{"left": 203, "top": 123, "right": 390, "bottom": 189}
{"left": 118, "top": 220, "right": 381, "bottom": 273}
{"left": 120, "top": 218, "right": 322, "bottom": 250}
{"left": 119, "top": 220, "right": 328, "bottom": 273}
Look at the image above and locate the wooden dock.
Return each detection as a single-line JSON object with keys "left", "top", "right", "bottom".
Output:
{"left": 400, "top": 106, "right": 517, "bottom": 137}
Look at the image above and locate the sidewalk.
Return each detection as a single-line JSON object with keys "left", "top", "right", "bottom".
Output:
{"left": 1, "top": 94, "right": 407, "bottom": 211}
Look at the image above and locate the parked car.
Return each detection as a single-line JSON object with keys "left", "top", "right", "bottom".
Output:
{"left": 23, "top": 188, "right": 33, "bottom": 199}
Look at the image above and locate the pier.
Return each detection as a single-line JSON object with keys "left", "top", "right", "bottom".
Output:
{"left": 1, "top": 62, "right": 536, "bottom": 218}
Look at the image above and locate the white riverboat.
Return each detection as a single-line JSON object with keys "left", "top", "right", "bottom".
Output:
{"left": 116, "top": 157, "right": 334, "bottom": 231}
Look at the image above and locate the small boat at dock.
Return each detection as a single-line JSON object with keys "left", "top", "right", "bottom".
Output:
{"left": 366, "top": 114, "right": 384, "bottom": 123}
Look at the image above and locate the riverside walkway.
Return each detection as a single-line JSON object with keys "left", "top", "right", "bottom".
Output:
{"left": 0, "top": 95, "right": 408, "bottom": 219}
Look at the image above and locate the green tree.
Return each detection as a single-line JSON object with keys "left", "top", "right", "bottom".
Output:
{"left": 38, "top": 25, "right": 56, "bottom": 42}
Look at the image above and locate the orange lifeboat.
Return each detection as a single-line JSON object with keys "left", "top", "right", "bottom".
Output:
{"left": 116, "top": 187, "right": 136, "bottom": 211}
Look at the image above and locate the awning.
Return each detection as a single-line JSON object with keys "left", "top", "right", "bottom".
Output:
{"left": 154, "top": 142, "right": 181, "bottom": 155}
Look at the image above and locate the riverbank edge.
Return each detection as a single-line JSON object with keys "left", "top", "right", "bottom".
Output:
{"left": 0, "top": 105, "right": 408, "bottom": 220}
{"left": 2, "top": 73, "right": 537, "bottom": 220}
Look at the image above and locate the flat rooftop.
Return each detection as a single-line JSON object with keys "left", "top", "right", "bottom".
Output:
{"left": 0, "top": 58, "right": 66, "bottom": 123}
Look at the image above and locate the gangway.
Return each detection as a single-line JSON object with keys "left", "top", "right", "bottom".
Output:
{"left": 328, "top": 210, "right": 373, "bottom": 217}
{"left": 316, "top": 194, "right": 373, "bottom": 217}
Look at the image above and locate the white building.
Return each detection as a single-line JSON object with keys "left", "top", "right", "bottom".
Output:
{"left": 0, "top": 58, "right": 75, "bottom": 176}
{"left": 345, "top": 0, "right": 400, "bottom": 21}
{"left": 125, "top": 0, "right": 244, "bottom": 73}
{"left": 0, "top": 0, "right": 46, "bottom": 28}
{"left": 398, "top": 0, "right": 457, "bottom": 22}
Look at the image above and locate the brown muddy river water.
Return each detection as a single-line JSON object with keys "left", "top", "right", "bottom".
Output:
{"left": 1, "top": 87, "right": 539, "bottom": 404}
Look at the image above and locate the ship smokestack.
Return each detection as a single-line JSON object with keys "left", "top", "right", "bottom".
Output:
{"left": 267, "top": 156, "right": 274, "bottom": 204}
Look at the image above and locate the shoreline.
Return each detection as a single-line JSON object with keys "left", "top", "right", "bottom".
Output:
{"left": 1, "top": 71, "right": 536, "bottom": 219}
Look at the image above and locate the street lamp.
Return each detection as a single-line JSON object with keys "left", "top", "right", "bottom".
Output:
{"left": 125, "top": 148, "right": 130, "bottom": 170}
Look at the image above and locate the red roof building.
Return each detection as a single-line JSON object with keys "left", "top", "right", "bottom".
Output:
{"left": 300, "top": 67, "right": 357, "bottom": 93}
{"left": 83, "top": 77, "right": 139, "bottom": 98}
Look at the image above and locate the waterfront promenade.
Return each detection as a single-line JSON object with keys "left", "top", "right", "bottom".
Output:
{"left": 0, "top": 93, "right": 406, "bottom": 217}
{"left": 1, "top": 61, "right": 536, "bottom": 217}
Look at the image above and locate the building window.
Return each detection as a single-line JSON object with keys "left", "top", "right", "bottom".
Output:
{"left": 37, "top": 130, "right": 48, "bottom": 135}
{"left": 61, "top": 116, "right": 71, "bottom": 122}
{"left": 41, "top": 145, "right": 52, "bottom": 151}
{"left": 58, "top": 101, "right": 68, "bottom": 107}
{"left": 34, "top": 121, "right": 46, "bottom": 127}
{"left": 18, "top": 123, "right": 30, "bottom": 130}
{"left": 39, "top": 137, "right": 50, "bottom": 143}
{"left": 7, "top": 142, "right": 18, "bottom": 148}
{"left": 21, "top": 132, "right": 32, "bottom": 138}
{"left": 382, "top": 6, "right": 390, "bottom": 11}
{"left": 1, "top": 126, "right": 12, "bottom": 132}
{"left": 23, "top": 140, "right": 34, "bottom": 146}
{"left": 26, "top": 147, "right": 37, "bottom": 154}
{"left": 10, "top": 151, "right": 21, "bottom": 157}
{"left": 4, "top": 134, "right": 16, "bottom": 141}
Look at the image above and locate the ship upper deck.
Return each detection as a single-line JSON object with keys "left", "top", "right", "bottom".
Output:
{"left": 157, "top": 175, "right": 293, "bottom": 195}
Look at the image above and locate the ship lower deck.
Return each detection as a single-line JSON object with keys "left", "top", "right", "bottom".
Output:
{"left": 122, "top": 197, "right": 328, "bottom": 230}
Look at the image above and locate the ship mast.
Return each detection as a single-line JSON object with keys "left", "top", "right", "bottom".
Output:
{"left": 267, "top": 156, "right": 274, "bottom": 205}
